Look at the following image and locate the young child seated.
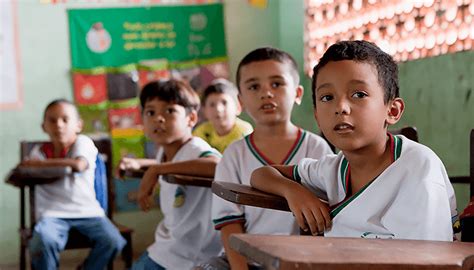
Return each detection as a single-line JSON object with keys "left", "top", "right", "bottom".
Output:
{"left": 193, "top": 78, "right": 253, "bottom": 153}
{"left": 251, "top": 40, "right": 458, "bottom": 241}
{"left": 22, "top": 99, "right": 125, "bottom": 269}
{"left": 118, "top": 79, "right": 222, "bottom": 270}
{"left": 205, "top": 48, "right": 333, "bottom": 270}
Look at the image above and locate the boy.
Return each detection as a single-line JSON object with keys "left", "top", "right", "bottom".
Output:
{"left": 207, "top": 48, "right": 333, "bottom": 270}
{"left": 193, "top": 78, "right": 253, "bottom": 153}
{"left": 118, "top": 79, "right": 222, "bottom": 270}
{"left": 22, "top": 99, "right": 125, "bottom": 269}
{"left": 251, "top": 40, "right": 457, "bottom": 241}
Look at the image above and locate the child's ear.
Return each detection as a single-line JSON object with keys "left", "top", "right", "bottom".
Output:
{"left": 386, "top": 98, "right": 405, "bottom": 125}
{"left": 294, "top": 85, "right": 304, "bottom": 105}
{"left": 237, "top": 94, "right": 245, "bottom": 112}
{"left": 187, "top": 110, "right": 198, "bottom": 127}
{"left": 235, "top": 99, "right": 243, "bottom": 115}
{"left": 41, "top": 122, "right": 46, "bottom": 133}
{"left": 76, "top": 119, "right": 84, "bottom": 134}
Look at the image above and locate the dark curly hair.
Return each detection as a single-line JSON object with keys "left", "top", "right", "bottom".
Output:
{"left": 236, "top": 47, "right": 299, "bottom": 91}
{"left": 140, "top": 79, "right": 200, "bottom": 114}
{"left": 312, "top": 40, "right": 399, "bottom": 107}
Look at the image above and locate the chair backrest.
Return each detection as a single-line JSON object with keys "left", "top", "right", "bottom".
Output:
{"left": 390, "top": 126, "right": 419, "bottom": 142}
{"left": 20, "top": 136, "right": 114, "bottom": 219}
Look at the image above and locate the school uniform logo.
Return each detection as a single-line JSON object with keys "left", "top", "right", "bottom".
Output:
{"left": 173, "top": 186, "right": 186, "bottom": 208}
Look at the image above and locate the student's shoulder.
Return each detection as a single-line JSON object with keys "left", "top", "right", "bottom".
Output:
{"left": 73, "top": 134, "right": 97, "bottom": 149}
{"left": 187, "top": 136, "right": 221, "bottom": 156}
{"left": 399, "top": 135, "right": 442, "bottom": 165}
{"left": 193, "top": 121, "right": 214, "bottom": 134}
{"left": 300, "top": 130, "right": 333, "bottom": 153}
{"left": 234, "top": 118, "right": 253, "bottom": 132}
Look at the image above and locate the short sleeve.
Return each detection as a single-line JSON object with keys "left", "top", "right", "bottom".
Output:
{"left": 211, "top": 145, "right": 246, "bottom": 230}
{"left": 295, "top": 158, "right": 328, "bottom": 201}
{"left": 70, "top": 135, "right": 98, "bottom": 170}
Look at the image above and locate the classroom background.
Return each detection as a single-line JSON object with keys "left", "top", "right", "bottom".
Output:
{"left": 0, "top": 0, "right": 473, "bottom": 267}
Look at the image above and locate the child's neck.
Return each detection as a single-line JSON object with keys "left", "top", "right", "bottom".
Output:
{"left": 51, "top": 138, "right": 76, "bottom": 158}
{"left": 253, "top": 121, "right": 297, "bottom": 139}
{"left": 214, "top": 121, "right": 234, "bottom": 137}
{"left": 251, "top": 122, "right": 300, "bottom": 165}
{"left": 343, "top": 134, "right": 393, "bottom": 194}
{"left": 161, "top": 134, "right": 193, "bottom": 162}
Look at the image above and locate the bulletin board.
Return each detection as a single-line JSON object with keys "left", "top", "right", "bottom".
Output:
{"left": 68, "top": 3, "right": 228, "bottom": 211}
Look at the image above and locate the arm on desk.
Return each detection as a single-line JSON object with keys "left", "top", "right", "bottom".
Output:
{"left": 21, "top": 157, "right": 87, "bottom": 172}
{"left": 117, "top": 158, "right": 157, "bottom": 178}
{"left": 137, "top": 156, "right": 220, "bottom": 211}
{"left": 251, "top": 165, "right": 331, "bottom": 235}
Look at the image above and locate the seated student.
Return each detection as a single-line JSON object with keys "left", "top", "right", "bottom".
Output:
{"left": 22, "top": 99, "right": 125, "bottom": 270}
{"left": 251, "top": 40, "right": 458, "bottom": 241}
{"left": 203, "top": 48, "right": 333, "bottom": 270}
{"left": 193, "top": 78, "right": 253, "bottom": 153}
{"left": 118, "top": 79, "right": 222, "bottom": 270}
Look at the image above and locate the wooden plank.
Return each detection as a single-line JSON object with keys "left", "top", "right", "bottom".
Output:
{"left": 5, "top": 166, "right": 72, "bottom": 187}
{"left": 212, "top": 181, "right": 290, "bottom": 212}
{"left": 230, "top": 234, "right": 474, "bottom": 270}
{"left": 164, "top": 174, "right": 213, "bottom": 188}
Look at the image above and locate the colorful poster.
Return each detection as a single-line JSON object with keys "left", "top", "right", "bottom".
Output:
{"left": 69, "top": 4, "right": 228, "bottom": 212}
{"left": 68, "top": 3, "right": 227, "bottom": 69}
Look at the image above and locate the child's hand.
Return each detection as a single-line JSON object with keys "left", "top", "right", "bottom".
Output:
{"left": 118, "top": 157, "right": 141, "bottom": 171}
{"left": 284, "top": 185, "right": 331, "bottom": 235}
{"left": 137, "top": 167, "right": 159, "bottom": 212}
{"left": 117, "top": 157, "right": 141, "bottom": 178}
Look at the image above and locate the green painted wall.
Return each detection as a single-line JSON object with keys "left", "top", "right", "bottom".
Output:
{"left": 0, "top": 0, "right": 472, "bottom": 266}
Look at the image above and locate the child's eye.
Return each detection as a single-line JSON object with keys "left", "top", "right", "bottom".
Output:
{"left": 271, "top": 82, "right": 283, "bottom": 88}
{"left": 352, "top": 91, "right": 368, "bottom": 99}
{"left": 247, "top": 84, "right": 259, "bottom": 91}
{"left": 166, "top": 108, "right": 176, "bottom": 114}
{"left": 145, "top": 110, "right": 155, "bottom": 117}
{"left": 320, "top": 95, "right": 333, "bottom": 102}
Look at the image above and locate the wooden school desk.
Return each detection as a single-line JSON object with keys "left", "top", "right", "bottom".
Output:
{"left": 212, "top": 181, "right": 290, "bottom": 211}
{"left": 230, "top": 234, "right": 474, "bottom": 270}
{"left": 120, "top": 168, "right": 214, "bottom": 188}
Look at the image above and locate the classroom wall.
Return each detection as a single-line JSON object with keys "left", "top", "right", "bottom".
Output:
{"left": 0, "top": 0, "right": 281, "bottom": 265}
{"left": 1, "top": 0, "right": 472, "bottom": 265}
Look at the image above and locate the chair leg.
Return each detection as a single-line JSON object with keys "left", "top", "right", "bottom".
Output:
{"left": 20, "top": 243, "right": 26, "bottom": 270}
{"left": 121, "top": 234, "right": 133, "bottom": 269}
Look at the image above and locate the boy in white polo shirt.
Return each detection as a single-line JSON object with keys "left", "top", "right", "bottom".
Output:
{"left": 23, "top": 99, "right": 125, "bottom": 270}
{"left": 251, "top": 40, "right": 457, "bottom": 241}
{"left": 203, "top": 47, "right": 333, "bottom": 270}
{"left": 119, "top": 79, "right": 222, "bottom": 270}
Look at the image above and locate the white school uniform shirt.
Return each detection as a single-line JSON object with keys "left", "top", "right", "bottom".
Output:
{"left": 295, "top": 134, "right": 457, "bottom": 241}
{"left": 29, "top": 134, "right": 104, "bottom": 219}
{"left": 147, "top": 137, "right": 222, "bottom": 270}
{"left": 212, "top": 129, "right": 333, "bottom": 236}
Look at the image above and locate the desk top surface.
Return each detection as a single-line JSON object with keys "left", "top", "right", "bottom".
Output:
{"left": 212, "top": 181, "right": 290, "bottom": 211}
{"left": 230, "top": 234, "right": 474, "bottom": 270}
{"left": 5, "top": 166, "right": 72, "bottom": 187}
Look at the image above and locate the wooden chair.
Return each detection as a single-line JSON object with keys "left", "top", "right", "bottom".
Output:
{"left": 6, "top": 137, "right": 134, "bottom": 270}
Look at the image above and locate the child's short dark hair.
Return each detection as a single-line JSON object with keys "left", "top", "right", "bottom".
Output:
{"left": 312, "top": 40, "right": 399, "bottom": 107}
{"left": 43, "top": 99, "right": 79, "bottom": 120}
{"left": 140, "top": 79, "right": 200, "bottom": 113}
{"left": 236, "top": 47, "right": 300, "bottom": 90}
{"left": 201, "top": 78, "right": 238, "bottom": 105}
